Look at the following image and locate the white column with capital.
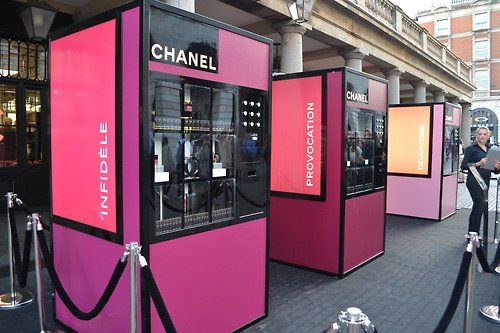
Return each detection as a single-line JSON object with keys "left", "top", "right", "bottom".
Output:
{"left": 459, "top": 102, "right": 471, "bottom": 146}
{"left": 160, "top": 0, "right": 195, "bottom": 12}
{"left": 411, "top": 80, "right": 428, "bottom": 103}
{"left": 274, "top": 21, "right": 306, "bottom": 74}
{"left": 341, "top": 48, "right": 366, "bottom": 71}
{"left": 433, "top": 90, "right": 446, "bottom": 103}
{"left": 383, "top": 68, "right": 402, "bottom": 105}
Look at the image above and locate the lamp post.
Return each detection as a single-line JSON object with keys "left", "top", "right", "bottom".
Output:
{"left": 286, "top": 0, "right": 316, "bottom": 24}
{"left": 20, "top": 0, "right": 57, "bottom": 41}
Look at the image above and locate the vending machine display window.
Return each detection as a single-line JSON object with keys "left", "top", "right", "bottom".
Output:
{"left": 151, "top": 75, "right": 267, "bottom": 241}
{"left": 443, "top": 125, "right": 459, "bottom": 176}
{"left": 345, "top": 108, "right": 386, "bottom": 195}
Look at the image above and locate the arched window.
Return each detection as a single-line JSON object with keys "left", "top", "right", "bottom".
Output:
{"left": 470, "top": 108, "right": 498, "bottom": 144}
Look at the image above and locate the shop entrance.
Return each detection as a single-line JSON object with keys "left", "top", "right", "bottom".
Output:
{"left": 0, "top": 82, "right": 49, "bottom": 207}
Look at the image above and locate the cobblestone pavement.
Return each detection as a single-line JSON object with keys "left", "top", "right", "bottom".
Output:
{"left": 457, "top": 174, "right": 500, "bottom": 211}
{"left": 0, "top": 208, "right": 499, "bottom": 333}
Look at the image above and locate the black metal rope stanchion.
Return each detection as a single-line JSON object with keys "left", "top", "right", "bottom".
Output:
{"left": 37, "top": 228, "right": 129, "bottom": 320}
{"left": 8, "top": 208, "right": 33, "bottom": 287}
{"left": 0, "top": 192, "right": 34, "bottom": 310}
{"left": 31, "top": 213, "right": 53, "bottom": 333}
{"left": 433, "top": 236, "right": 474, "bottom": 333}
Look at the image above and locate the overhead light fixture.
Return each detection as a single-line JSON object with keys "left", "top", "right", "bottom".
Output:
{"left": 286, "top": 0, "right": 316, "bottom": 24}
{"left": 20, "top": 0, "right": 57, "bottom": 41}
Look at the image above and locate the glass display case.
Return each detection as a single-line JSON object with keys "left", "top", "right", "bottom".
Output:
{"left": 345, "top": 107, "right": 386, "bottom": 195}
{"left": 443, "top": 124, "right": 459, "bottom": 176}
{"left": 151, "top": 76, "right": 267, "bottom": 239}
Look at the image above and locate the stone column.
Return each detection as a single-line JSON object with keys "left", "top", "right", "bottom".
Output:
{"left": 160, "top": 0, "right": 195, "bottom": 12}
{"left": 383, "top": 68, "right": 402, "bottom": 105}
{"left": 433, "top": 90, "right": 446, "bottom": 102}
{"left": 341, "top": 48, "right": 366, "bottom": 71}
{"left": 274, "top": 21, "right": 306, "bottom": 74}
{"left": 411, "top": 80, "right": 428, "bottom": 103}
{"left": 459, "top": 102, "right": 471, "bottom": 146}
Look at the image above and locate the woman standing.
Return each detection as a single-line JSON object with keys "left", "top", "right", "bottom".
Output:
{"left": 461, "top": 126, "right": 500, "bottom": 232}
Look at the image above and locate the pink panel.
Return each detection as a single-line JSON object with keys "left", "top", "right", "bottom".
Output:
{"left": 441, "top": 174, "right": 458, "bottom": 219}
{"left": 149, "top": 29, "right": 269, "bottom": 91}
{"left": 269, "top": 72, "right": 343, "bottom": 274}
{"left": 150, "top": 220, "right": 267, "bottom": 333}
{"left": 346, "top": 78, "right": 387, "bottom": 112}
{"left": 271, "top": 76, "right": 323, "bottom": 196}
{"left": 53, "top": 224, "right": 131, "bottom": 332}
{"left": 54, "top": 8, "right": 141, "bottom": 331}
{"left": 343, "top": 191, "right": 385, "bottom": 272}
{"left": 386, "top": 105, "right": 444, "bottom": 219}
{"left": 51, "top": 20, "right": 117, "bottom": 232}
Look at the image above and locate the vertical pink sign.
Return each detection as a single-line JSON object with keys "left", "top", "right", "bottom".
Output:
{"left": 51, "top": 20, "right": 117, "bottom": 233}
{"left": 271, "top": 76, "right": 323, "bottom": 197}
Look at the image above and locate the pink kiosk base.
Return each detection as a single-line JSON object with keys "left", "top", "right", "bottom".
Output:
{"left": 49, "top": 2, "right": 271, "bottom": 332}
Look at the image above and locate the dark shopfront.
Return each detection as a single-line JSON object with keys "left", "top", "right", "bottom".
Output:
{"left": 0, "top": 0, "right": 72, "bottom": 207}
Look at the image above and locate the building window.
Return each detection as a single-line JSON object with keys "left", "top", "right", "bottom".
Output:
{"left": 435, "top": 18, "right": 450, "bottom": 36}
{"left": 0, "top": 84, "right": 18, "bottom": 167}
{"left": 474, "top": 69, "right": 489, "bottom": 91}
{"left": 474, "top": 40, "right": 489, "bottom": 60}
{"left": 26, "top": 89, "right": 43, "bottom": 165}
{"left": 0, "top": 38, "right": 47, "bottom": 81}
{"left": 474, "top": 11, "right": 489, "bottom": 31}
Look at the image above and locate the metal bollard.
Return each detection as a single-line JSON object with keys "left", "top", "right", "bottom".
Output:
{"left": 128, "top": 242, "right": 141, "bottom": 333}
{"left": 324, "top": 307, "right": 376, "bottom": 333}
{"left": 31, "top": 213, "right": 54, "bottom": 332}
{"left": 464, "top": 232, "right": 479, "bottom": 333}
{"left": 0, "top": 192, "right": 34, "bottom": 310}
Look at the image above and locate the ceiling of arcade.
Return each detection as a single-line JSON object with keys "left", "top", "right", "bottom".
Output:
{"left": 31, "top": 0, "right": 475, "bottom": 102}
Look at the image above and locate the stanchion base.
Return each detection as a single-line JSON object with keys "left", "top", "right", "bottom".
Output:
{"left": 479, "top": 305, "right": 500, "bottom": 324}
{"left": 0, "top": 291, "right": 35, "bottom": 310}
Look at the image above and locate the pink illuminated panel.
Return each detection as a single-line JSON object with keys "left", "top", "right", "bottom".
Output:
{"left": 271, "top": 76, "right": 323, "bottom": 197}
{"left": 51, "top": 20, "right": 117, "bottom": 233}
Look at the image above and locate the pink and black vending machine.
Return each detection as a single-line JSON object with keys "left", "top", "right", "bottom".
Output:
{"left": 49, "top": 1, "right": 271, "bottom": 332}
{"left": 271, "top": 68, "right": 387, "bottom": 277}
{"left": 386, "top": 102, "right": 462, "bottom": 220}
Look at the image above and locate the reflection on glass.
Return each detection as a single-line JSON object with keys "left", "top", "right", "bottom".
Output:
{"left": 152, "top": 80, "right": 241, "bottom": 237}
{"left": 213, "top": 134, "right": 234, "bottom": 178}
{"left": 0, "top": 83, "right": 17, "bottom": 167}
{"left": 345, "top": 108, "right": 386, "bottom": 195}
{"left": 443, "top": 126, "right": 459, "bottom": 176}
{"left": 184, "top": 181, "right": 210, "bottom": 228}
{"left": 184, "top": 134, "right": 211, "bottom": 180}
{"left": 184, "top": 85, "right": 210, "bottom": 132}
{"left": 212, "top": 178, "right": 235, "bottom": 223}
{"left": 212, "top": 90, "right": 234, "bottom": 133}
{"left": 26, "top": 89, "right": 42, "bottom": 164}
{"left": 155, "top": 183, "right": 183, "bottom": 235}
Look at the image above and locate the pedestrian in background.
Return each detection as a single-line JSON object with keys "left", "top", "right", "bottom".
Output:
{"left": 461, "top": 126, "right": 500, "bottom": 232}
{"left": 458, "top": 138, "right": 465, "bottom": 183}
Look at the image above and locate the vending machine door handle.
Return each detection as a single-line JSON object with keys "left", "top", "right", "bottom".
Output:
{"left": 247, "top": 170, "right": 258, "bottom": 177}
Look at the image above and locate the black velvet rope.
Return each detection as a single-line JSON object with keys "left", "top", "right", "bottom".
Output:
{"left": 433, "top": 251, "right": 473, "bottom": 333}
{"left": 8, "top": 209, "right": 33, "bottom": 288}
{"left": 37, "top": 229, "right": 127, "bottom": 321}
{"left": 141, "top": 265, "right": 177, "bottom": 333}
{"left": 476, "top": 244, "right": 495, "bottom": 274}
{"left": 15, "top": 202, "right": 33, "bottom": 215}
